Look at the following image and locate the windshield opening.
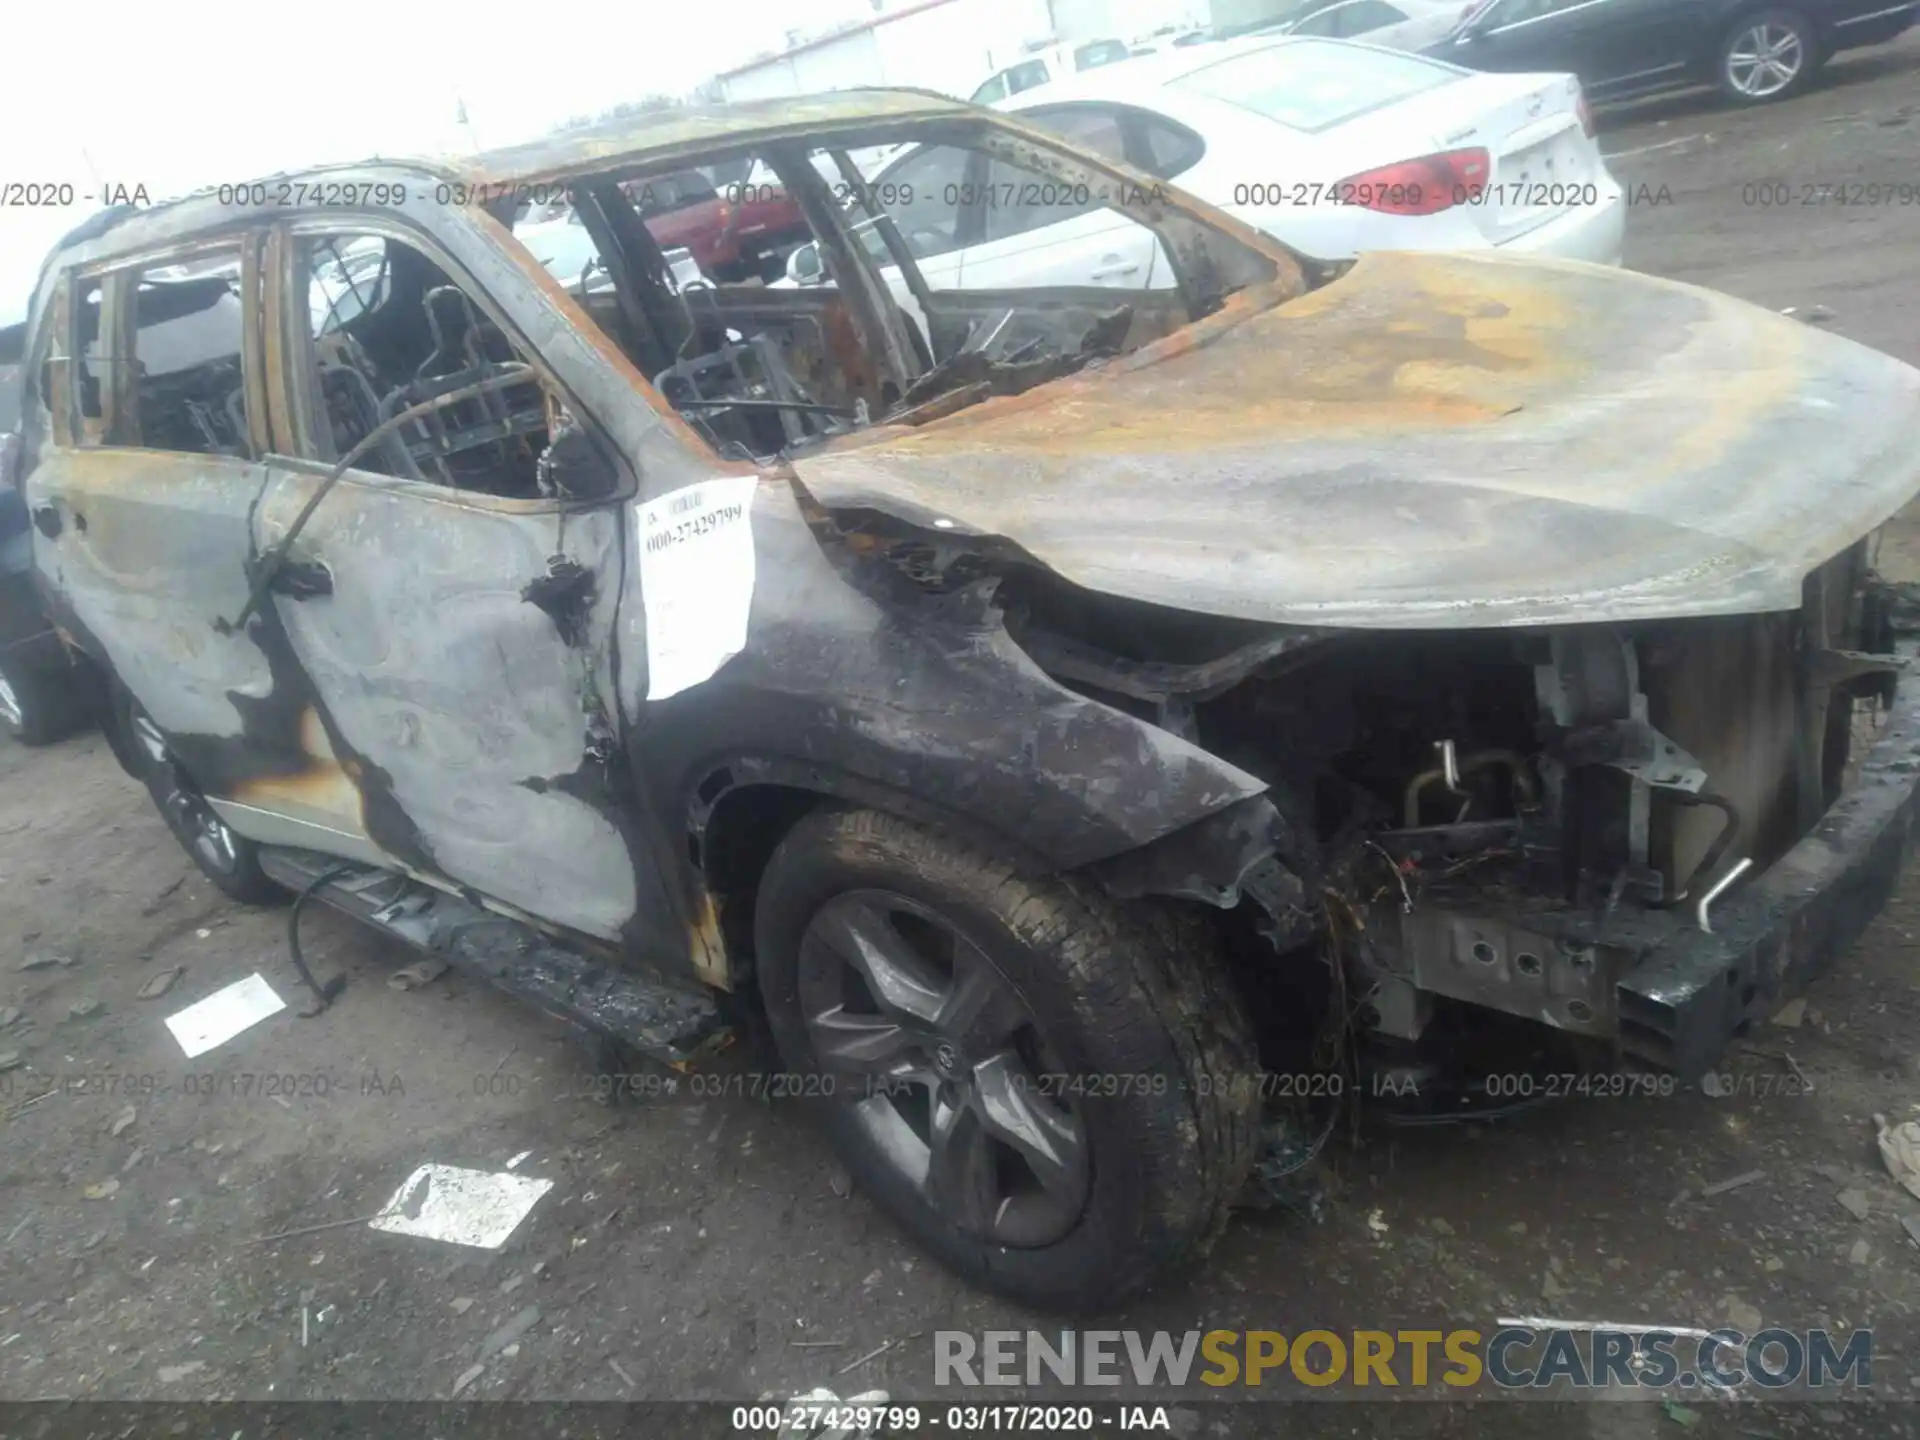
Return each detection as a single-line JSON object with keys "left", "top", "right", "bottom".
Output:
{"left": 501, "top": 117, "right": 1290, "bottom": 464}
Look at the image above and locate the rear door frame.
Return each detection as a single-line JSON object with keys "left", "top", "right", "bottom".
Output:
{"left": 26, "top": 231, "right": 293, "bottom": 777}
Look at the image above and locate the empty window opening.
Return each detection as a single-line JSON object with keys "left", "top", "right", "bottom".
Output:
{"left": 489, "top": 120, "right": 1281, "bottom": 466}
{"left": 301, "top": 233, "right": 556, "bottom": 498}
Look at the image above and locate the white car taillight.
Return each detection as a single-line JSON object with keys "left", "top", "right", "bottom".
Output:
{"left": 1331, "top": 148, "right": 1491, "bottom": 217}
{"left": 1576, "top": 91, "right": 1596, "bottom": 138}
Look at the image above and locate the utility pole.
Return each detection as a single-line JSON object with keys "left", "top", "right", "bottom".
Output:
{"left": 455, "top": 96, "right": 482, "bottom": 153}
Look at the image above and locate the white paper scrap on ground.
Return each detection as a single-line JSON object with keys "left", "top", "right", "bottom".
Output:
{"left": 164, "top": 973, "right": 287, "bottom": 1059}
{"left": 639, "top": 476, "right": 759, "bottom": 702}
{"left": 369, "top": 1163, "right": 554, "bottom": 1250}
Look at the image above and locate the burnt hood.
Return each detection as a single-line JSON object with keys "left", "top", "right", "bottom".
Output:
{"left": 792, "top": 250, "right": 1920, "bottom": 630}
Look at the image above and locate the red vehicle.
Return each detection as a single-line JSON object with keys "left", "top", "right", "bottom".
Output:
{"left": 628, "top": 170, "right": 809, "bottom": 282}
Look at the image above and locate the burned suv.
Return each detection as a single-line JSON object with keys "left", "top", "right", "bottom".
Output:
{"left": 16, "top": 92, "right": 1920, "bottom": 1311}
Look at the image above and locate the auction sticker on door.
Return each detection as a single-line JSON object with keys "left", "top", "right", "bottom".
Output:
{"left": 638, "top": 476, "right": 758, "bottom": 701}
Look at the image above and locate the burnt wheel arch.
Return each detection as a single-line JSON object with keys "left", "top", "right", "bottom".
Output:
{"left": 686, "top": 761, "right": 1304, "bottom": 996}
{"left": 688, "top": 761, "right": 1066, "bottom": 984}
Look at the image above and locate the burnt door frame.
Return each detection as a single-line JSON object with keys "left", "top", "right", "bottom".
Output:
{"left": 248, "top": 213, "right": 675, "bottom": 952}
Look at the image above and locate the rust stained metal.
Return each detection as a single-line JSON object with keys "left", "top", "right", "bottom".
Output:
{"left": 830, "top": 255, "right": 1572, "bottom": 460}
{"left": 259, "top": 229, "right": 294, "bottom": 454}
{"left": 817, "top": 301, "right": 881, "bottom": 405}
{"left": 764, "top": 143, "right": 921, "bottom": 401}
{"left": 46, "top": 278, "right": 74, "bottom": 448}
{"left": 97, "top": 272, "right": 137, "bottom": 447}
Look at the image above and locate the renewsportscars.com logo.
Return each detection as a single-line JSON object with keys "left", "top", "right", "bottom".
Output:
{"left": 934, "top": 1325, "right": 1872, "bottom": 1394}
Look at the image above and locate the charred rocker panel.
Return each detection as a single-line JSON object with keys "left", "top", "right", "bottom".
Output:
{"left": 19, "top": 442, "right": 415, "bottom": 861}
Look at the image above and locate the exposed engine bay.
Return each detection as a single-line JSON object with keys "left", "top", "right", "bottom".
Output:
{"left": 830, "top": 506, "right": 1906, "bottom": 1081}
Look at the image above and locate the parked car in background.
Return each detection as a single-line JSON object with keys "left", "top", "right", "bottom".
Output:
{"left": 513, "top": 172, "right": 806, "bottom": 285}
{"left": 1127, "top": 24, "right": 1217, "bottom": 55}
{"left": 988, "top": 36, "right": 1624, "bottom": 268}
{"left": 968, "top": 37, "right": 1137, "bottom": 103}
{"left": 1429, "top": 0, "right": 1919, "bottom": 104}
{"left": 785, "top": 37, "right": 1621, "bottom": 308}
{"left": 1281, "top": 0, "right": 1475, "bottom": 48}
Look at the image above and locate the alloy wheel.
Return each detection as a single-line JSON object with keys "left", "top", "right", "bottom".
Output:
{"left": 0, "top": 669, "right": 21, "bottom": 729}
{"left": 796, "top": 889, "right": 1091, "bottom": 1247}
{"left": 1726, "top": 22, "right": 1804, "bottom": 98}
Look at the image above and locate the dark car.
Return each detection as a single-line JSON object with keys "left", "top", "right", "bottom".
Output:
{"left": 1429, "top": 0, "right": 1918, "bottom": 104}
{"left": 0, "top": 333, "right": 94, "bottom": 745}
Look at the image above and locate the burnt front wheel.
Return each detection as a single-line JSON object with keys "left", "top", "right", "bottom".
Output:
{"left": 755, "top": 808, "right": 1259, "bottom": 1312}
{"left": 123, "top": 696, "right": 284, "bottom": 905}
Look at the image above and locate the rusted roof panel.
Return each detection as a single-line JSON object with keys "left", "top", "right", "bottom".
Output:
{"left": 27, "top": 90, "right": 973, "bottom": 277}
{"left": 449, "top": 90, "right": 973, "bottom": 185}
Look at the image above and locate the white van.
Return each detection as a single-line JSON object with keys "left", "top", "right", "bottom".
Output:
{"left": 966, "top": 37, "right": 1133, "bottom": 103}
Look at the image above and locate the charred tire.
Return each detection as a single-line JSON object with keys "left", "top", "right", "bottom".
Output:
{"left": 1717, "top": 9, "right": 1818, "bottom": 102}
{"left": 754, "top": 808, "right": 1259, "bottom": 1311}
{"left": 0, "top": 651, "right": 90, "bottom": 747}
{"left": 120, "top": 695, "right": 285, "bottom": 906}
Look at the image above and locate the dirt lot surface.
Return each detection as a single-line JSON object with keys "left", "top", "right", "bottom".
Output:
{"left": 3, "top": 38, "right": 1920, "bottom": 1439}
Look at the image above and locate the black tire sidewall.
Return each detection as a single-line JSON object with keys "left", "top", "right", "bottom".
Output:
{"left": 755, "top": 811, "right": 1231, "bottom": 1311}
{"left": 1719, "top": 8, "right": 1816, "bottom": 102}
{"left": 0, "top": 652, "right": 84, "bottom": 747}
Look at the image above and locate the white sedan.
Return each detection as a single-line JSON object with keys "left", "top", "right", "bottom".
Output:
{"left": 984, "top": 34, "right": 1625, "bottom": 271}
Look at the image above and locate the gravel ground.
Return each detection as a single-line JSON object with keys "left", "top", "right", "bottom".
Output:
{"left": 2, "top": 37, "right": 1919, "bottom": 1439}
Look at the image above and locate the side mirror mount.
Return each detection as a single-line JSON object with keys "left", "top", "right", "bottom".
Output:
{"left": 538, "top": 419, "right": 622, "bottom": 501}
{"left": 786, "top": 243, "right": 826, "bottom": 287}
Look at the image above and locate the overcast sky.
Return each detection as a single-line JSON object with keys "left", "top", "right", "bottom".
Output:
{"left": 0, "top": 0, "right": 878, "bottom": 324}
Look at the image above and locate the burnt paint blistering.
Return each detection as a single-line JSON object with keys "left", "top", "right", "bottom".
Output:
{"left": 794, "top": 250, "right": 1920, "bottom": 632}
